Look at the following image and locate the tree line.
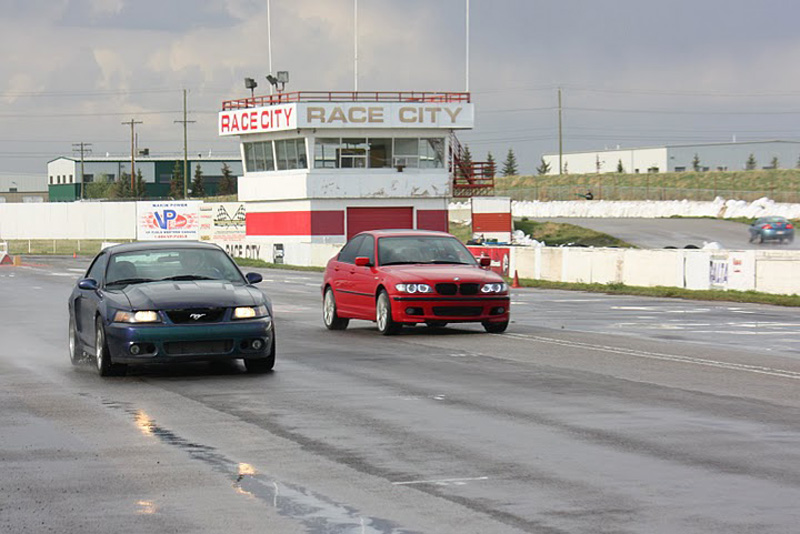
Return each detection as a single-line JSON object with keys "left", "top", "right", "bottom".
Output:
{"left": 83, "top": 162, "right": 236, "bottom": 200}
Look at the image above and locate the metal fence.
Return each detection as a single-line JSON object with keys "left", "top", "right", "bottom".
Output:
{"left": 497, "top": 186, "right": 800, "bottom": 203}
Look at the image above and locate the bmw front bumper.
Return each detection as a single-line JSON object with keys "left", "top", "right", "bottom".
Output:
{"left": 391, "top": 295, "right": 510, "bottom": 324}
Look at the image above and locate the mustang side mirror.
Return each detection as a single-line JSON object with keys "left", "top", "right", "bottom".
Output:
{"left": 78, "top": 278, "right": 98, "bottom": 291}
{"left": 354, "top": 256, "right": 371, "bottom": 267}
{"left": 479, "top": 256, "right": 491, "bottom": 267}
{"left": 245, "top": 272, "right": 263, "bottom": 284}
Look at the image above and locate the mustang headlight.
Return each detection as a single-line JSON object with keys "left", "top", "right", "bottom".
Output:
{"left": 113, "top": 310, "right": 160, "bottom": 323}
{"left": 233, "top": 304, "right": 269, "bottom": 320}
{"left": 481, "top": 283, "right": 507, "bottom": 294}
{"left": 395, "top": 283, "right": 433, "bottom": 294}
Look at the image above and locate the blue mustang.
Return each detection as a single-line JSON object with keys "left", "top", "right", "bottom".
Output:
{"left": 68, "top": 241, "right": 275, "bottom": 376}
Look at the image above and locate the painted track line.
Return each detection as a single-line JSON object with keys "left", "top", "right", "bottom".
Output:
{"left": 505, "top": 333, "right": 800, "bottom": 381}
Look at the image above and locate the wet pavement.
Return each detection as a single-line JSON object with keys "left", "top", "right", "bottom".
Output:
{"left": 1, "top": 257, "right": 799, "bottom": 533}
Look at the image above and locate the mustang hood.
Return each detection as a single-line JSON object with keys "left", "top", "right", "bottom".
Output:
{"left": 383, "top": 264, "right": 503, "bottom": 283}
{"left": 119, "top": 281, "right": 261, "bottom": 310}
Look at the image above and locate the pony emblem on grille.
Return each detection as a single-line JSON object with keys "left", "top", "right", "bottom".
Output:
{"left": 190, "top": 313, "right": 206, "bottom": 321}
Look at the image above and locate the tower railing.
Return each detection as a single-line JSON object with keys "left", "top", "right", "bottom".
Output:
{"left": 222, "top": 91, "right": 471, "bottom": 110}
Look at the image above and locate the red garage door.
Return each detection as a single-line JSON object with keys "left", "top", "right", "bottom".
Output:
{"left": 346, "top": 207, "right": 413, "bottom": 239}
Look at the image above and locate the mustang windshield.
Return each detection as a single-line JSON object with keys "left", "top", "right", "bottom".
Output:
{"left": 378, "top": 236, "right": 478, "bottom": 266}
{"left": 105, "top": 248, "right": 245, "bottom": 286}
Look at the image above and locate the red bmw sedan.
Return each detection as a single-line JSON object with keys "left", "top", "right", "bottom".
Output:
{"left": 322, "top": 229, "right": 510, "bottom": 334}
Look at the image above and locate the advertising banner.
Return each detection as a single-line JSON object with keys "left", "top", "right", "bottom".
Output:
{"left": 137, "top": 201, "right": 201, "bottom": 240}
{"left": 467, "top": 246, "right": 511, "bottom": 276}
{"left": 199, "top": 202, "right": 247, "bottom": 242}
{"left": 709, "top": 254, "right": 729, "bottom": 289}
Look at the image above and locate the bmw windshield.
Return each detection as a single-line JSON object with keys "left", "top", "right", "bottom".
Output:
{"left": 377, "top": 236, "right": 478, "bottom": 266}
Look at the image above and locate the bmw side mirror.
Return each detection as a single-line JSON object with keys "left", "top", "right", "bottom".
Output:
{"left": 479, "top": 256, "right": 491, "bottom": 267}
{"left": 245, "top": 272, "right": 263, "bottom": 284}
{"left": 78, "top": 278, "right": 98, "bottom": 291}
{"left": 354, "top": 256, "right": 371, "bottom": 267}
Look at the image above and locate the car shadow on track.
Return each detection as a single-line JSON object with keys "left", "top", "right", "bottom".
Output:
{"left": 70, "top": 357, "right": 271, "bottom": 379}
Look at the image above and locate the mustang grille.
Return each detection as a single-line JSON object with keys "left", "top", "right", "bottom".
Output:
{"left": 166, "top": 308, "right": 225, "bottom": 324}
{"left": 164, "top": 340, "right": 233, "bottom": 356}
{"left": 432, "top": 306, "right": 483, "bottom": 317}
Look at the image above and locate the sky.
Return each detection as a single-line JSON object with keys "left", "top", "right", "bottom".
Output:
{"left": 3, "top": 0, "right": 800, "bottom": 179}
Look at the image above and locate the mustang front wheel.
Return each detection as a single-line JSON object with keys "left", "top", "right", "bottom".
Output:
{"left": 68, "top": 316, "right": 82, "bottom": 365}
{"left": 95, "top": 318, "right": 126, "bottom": 377}
{"left": 244, "top": 336, "right": 276, "bottom": 374}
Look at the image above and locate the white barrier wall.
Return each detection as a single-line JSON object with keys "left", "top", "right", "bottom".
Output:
{"left": 0, "top": 202, "right": 137, "bottom": 239}
{"left": 499, "top": 246, "right": 799, "bottom": 296}
{"left": 755, "top": 251, "right": 800, "bottom": 295}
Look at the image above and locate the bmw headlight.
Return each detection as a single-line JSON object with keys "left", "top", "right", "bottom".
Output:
{"left": 481, "top": 283, "right": 507, "bottom": 294}
{"left": 113, "top": 310, "right": 161, "bottom": 323}
{"left": 233, "top": 304, "right": 269, "bottom": 320}
{"left": 395, "top": 283, "right": 433, "bottom": 294}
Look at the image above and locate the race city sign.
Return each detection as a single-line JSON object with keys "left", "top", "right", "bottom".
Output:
{"left": 219, "top": 102, "right": 474, "bottom": 136}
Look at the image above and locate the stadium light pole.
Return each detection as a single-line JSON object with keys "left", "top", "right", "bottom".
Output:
{"left": 465, "top": 0, "right": 469, "bottom": 93}
{"left": 267, "top": 0, "right": 274, "bottom": 95}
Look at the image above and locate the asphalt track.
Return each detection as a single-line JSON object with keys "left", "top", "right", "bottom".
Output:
{"left": 533, "top": 217, "right": 799, "bottom": 250}
{"left": 2, "top": 256, "right": 800, "bottom": 533}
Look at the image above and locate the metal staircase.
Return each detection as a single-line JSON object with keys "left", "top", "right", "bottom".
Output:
{"left": 450, "top": 133, "right": 495, "bottom": 197}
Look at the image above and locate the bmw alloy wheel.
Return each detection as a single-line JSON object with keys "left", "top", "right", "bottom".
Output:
{"left": 324, "top": 290, "right": 335, "bottom": 325}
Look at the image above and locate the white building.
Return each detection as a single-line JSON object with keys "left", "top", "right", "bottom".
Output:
{"left": 542, "top": 140, "right": 800, "bottom": 175}
{"left": 218, "top": 91, "right": 480, "bottom": 260}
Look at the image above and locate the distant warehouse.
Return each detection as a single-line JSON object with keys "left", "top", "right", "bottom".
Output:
{"left": 47, "top": 155, "right": 243, "bottom": 201}
{"left": 542, "top": 140, "right": 800, "bottom": 175}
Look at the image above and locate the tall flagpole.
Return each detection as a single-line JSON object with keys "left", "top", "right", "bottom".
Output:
{"left": 354, "top": 0, "right": 359, "bottom": 92}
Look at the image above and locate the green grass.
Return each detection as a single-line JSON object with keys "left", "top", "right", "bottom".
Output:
{"left": 512, "top": 278, "right": 800, "bottom": 307}
{"left": 451, "top": 219, "right": 633, "bottom": 247}
{"left": 496, "top": 169, "right": 800, "bottom": 202}
{"left": 448, "top": 221, "right": 473, "bottom": 242}
{"left": 514, "top": 219, "right": 635, "bottom": 248}
{"left": 5, "top": 239, "right": 114, "bottom": 256}
{"left": 233, "top": 257, "right": 325, "bottom": 272}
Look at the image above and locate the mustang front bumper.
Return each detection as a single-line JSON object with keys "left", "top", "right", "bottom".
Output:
{"left": 103, "top": 317, "right": 274, "bottom": 364}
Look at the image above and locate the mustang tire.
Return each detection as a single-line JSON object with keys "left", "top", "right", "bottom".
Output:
{"left": 244, "top": 336, "right": 276, "bottom": 374}
{"left": 95, "top": 318, "right": 126, "bottom": 377}
{"left": 69, "top": 316, "right": 83, "bottom": 365}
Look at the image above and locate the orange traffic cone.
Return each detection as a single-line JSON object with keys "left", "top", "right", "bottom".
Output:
{"left": 511, "top": 270, "right": 520, "bottom": 288}
{"left": 73, "top": 252, "right": 77, "bottom": 258}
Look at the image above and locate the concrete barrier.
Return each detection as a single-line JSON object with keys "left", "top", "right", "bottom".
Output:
{"left": 475, "top": 244, "right": 799, "bottom": 295}
{"left": 0, "top": 241, "right": 10, "bottom": 265}
{"left": 755, "top": 251, "right": 800, "bottom": 295}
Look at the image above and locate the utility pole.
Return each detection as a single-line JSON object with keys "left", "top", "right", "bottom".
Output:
{"left": 174, "top": 89, "right": 195, "bottom": 198}
{"left": 558, "top": 87, "right": 563, "bottom": 175}
{"left": 121, "top": 119, "right": 143, "bottom": 193}
{"left": 72, "top": 142, "right": 92, "bottom": 200}
{"left": 465, "top": 0, "right": 469, "bottom": 93}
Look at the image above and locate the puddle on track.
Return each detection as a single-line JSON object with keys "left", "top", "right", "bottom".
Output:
{"left": 100, "top": 399, "right": 417, "bottom": 534}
